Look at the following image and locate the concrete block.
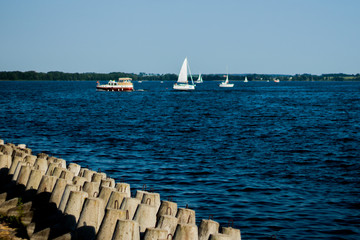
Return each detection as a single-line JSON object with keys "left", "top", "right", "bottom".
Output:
{"left": 33, "top": 157, "right": 48, "bottom": 174}
{"left": 106, "top": 191, "right": 127, "bottom": 210}
{"left": 199, "top": 219, "right": 220, "bottom": 240}
{"left": 59, "top": 169, "right": 74, "bottom": 181}
{"left": 0, "top": 197, "right": 19, "bottom": 215}
{"left": 37, "top": 175, "right": 58, "bottom": 194}
{"left": 115, "top": 182, "right": 131, "bottom": 197}
{"left": 173, "top": 223, "right": 199, "bottom": 240}
{"left": 133, "top": 203, "right": 157, "bottom": 232}
{"left": 67, "top": 163, "right": 81, "bottom": 176}
{"left": 63, "top": 190, "right": 88, "bottom": 229}
{"left": 83, "top": 181, "right": 100, "bottom": 198}
{"left": 72, "top": 176, "right": 87, "bottom": 187}
{"left": 26, "top": 169, "right": 43, "bottom": 191}
{"left": 24, "top": 155, "right": 37, "bottom": 166}
{"left": 221, "top": 227, "right": 241, "bottom": 240}
{"left": 0, "top": 154, "right": 12, "bottom": 169}
{"left": 144, "top": 227, "right": 168, "bottom": 240}
{"left": 210, "top": 233, "right": 233, "bottom": 240}
{"left": 156, "top": 215, "right": 179, "bottom": 236}
{"left": 16, "top": 164, "right": 32, "bottom": 186}
{"left": 112, "top": 219, "right": 140, "bottom": 240}
{"left": 158, "top": 200, "right": 177, "bottom": 219}
{"left": 120, "top": 197, "right": 141, "bottom": 220}
{"left": 77, "top": 197, "right": 105, "bottom": 233}
{"left": 176, "top": 208, "right": 196, "bottom": 225}
{"left": 50, "top": 178, "right": 72, "bottom": 208}
{"left": 59, "top": 184, "right": 78, "bottom": 212}
{"left": 96, "top": 208, "right": 127, "bottom": 240}
{"left": 141, "top": 192, "right": 161, "bottom": 212}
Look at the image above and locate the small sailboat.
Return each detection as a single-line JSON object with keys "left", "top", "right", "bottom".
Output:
{"left": 195, "top": 73, "right": 203, "bottom": 83}
{"left": 219, "top": 74, "right": 234, "bottom": 88}
{"left": 244, "top": 76, "right": 248, "bottom": 82}
{"left": 173, "top": 58, "right": 196, "bottom": 91}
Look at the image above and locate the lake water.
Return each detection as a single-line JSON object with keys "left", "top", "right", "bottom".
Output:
{"left": 0, "top": 80, "right": 359, "bottom": 239}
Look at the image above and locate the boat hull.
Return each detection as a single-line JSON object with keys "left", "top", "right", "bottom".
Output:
{"left": 173, "top": 84, "right": 195, "bottom": 91}
{"left": 96, "top": 86, "right": 133, "bottom": 92}
{"left": 219, "top": 83, "right": 234, "bottom": 88}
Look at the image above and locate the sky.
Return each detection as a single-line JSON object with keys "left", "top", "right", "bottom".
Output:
{"left": 0, "top": 0, "right": 359, "bottom": 75}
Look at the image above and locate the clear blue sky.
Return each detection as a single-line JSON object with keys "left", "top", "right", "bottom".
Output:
{"left": 1, "top": 0, "right": 359, "bottom": 75}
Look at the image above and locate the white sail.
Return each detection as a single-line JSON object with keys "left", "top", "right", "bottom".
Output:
{"left": 225, "top": 74, "right": 229, "bottom": 84}
{"left": 177, "top": 58, "right": 188, "bottom": 83}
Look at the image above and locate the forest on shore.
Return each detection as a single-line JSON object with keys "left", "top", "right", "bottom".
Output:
{"left": 0, "top": 71, "right": 359, "bottom": 81}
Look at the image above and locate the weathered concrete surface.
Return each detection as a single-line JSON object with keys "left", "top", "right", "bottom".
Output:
{"left": 112, "top": 219, "right": 140, "bottom": 240}
{"left": 198, "top": 219, "right": 220, "bottom": 240}
{"left": 143, "top": 227, "right": 168, "bottom": 240}
{"left": 221, "top": 227, "right": 241, "bottom": 240}
{"left": 173, "top": 223, "right": 199, "bottom": 240}
{"left": 96, "top": 208, "right": 127, "bottom": 240}
{"left": 176, "top": 208, "right": 196, "bottom": 225}
{"left": 210, "top": 233, "right": 233, "bottom": 240}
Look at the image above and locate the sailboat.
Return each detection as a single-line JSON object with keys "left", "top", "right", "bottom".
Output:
{"left": 195, "top": 73, "right": 203, "bottom": 83}
{"left": 244, "top": 76, "right": 248, "bottom": 82}
{"left": 219, "top": 74, "right": 234, "bottom": 88}
{"left": 173, "top": 58, "right": 196, "bottom": 91}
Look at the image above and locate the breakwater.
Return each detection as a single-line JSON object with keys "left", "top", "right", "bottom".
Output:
{"left": 0, "top": 139, "right": 241, "bottom": 240}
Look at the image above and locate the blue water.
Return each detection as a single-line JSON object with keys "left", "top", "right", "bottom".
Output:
{"left": 1, "top": 81, "right": 359, "bottom": 239}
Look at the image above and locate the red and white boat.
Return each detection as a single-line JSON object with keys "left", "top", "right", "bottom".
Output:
{"left": 96, "top": 78, "right": 134, "bottom": 92}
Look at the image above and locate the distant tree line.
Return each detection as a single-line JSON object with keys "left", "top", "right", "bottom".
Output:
{"left": 0, "top": 71, "right": 359, "bottom": 81}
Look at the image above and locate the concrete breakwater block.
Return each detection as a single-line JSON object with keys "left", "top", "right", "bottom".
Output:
{"left": 33, "top": 157, "right": 48, "bottom": 174}
{"left": 106, "top": 191, "right": 127, "bottom": 210}
{"left": 133, "top": 203, "right": 157, "bottom": 232}
{"left": 142, "top": 192, "right": 161, "bottom": 212}
{"left": 45, "top": 162, "right": 61, "bottom": 176}
{"left": 59, "top": 169, "right": 75, "bottom": 181}
{"left": 16, "top": 164, "right": 32, "bottom": 186}
{"left": 158, "top": 200, "right": 178, "bottom": 219}
{"left": 156, "top": 215, "right": 179, "bottom": 236}
{"left": 120, "top": 197, "right": 141, "bottom": 220}
{"left": 0, "top": 154, "right": 12, "bottom": 169}
{"left": 12, "top": 161, "right": 26, "bottom": 181}
{"left": 92, "top": 172, "right": 106, "bottom": 183}
{"left": 96, "top": 208, "right": 128, "bottom": 240}
{"left": 25, "top": 169, "right": 43, "bottom": 191}
{"left": 199, "top": 219, "right": 220, "bottom": 240}
{"left": 83, "top": 181, "right": 100, "bottom": 198}
{"left": 37, "top": 175, "right": 58, "bottom": 194}
{"left": 143, "top": 227, "right": 168, "bottom": 240}
{"left": 173, "top": 223, "right": 199, "bottom": 240}
{"left": 77, "top": 197, "right": 105, "bottom": 234}
{"left": 221, "top": 227, "right": 241, "bottom": 240}
{"left": 72, "top": 176, "right": 87, "bottom": 187}
{"left": 176, "top": 207, "right": 196, "bottom": 225}
{"left": 115, "top": 182, "right": 131, "bottom": 197}
{"left": 101, "top": 178, "right": 115, "bottom": 188}
{"left": 210, "top": 233, "right": 233, "bottom": 240}
{"left": 112, "top": 219, "right": 140, "bottom": 240}
{"left": 59, "top": 184, "right": 79, "bottom": 212}
{"left": 62, "top": 190, "right": 89, "bottom": 231}
{"left": 81, "top": 169, "right": 96, "bottom": 182}
{"left": 50, "top": 178, "right": 72, "bottom": 208}
{"left": 67, "top": 163, "right": 81, "bottom": 176}
{"left": 24, "top": 154, "right": 37, "bottom": 167}
{"left": 9, "top": 157, "right": 23, "bottom": 175}
{"left": 0, "top": 197, "right": 19, "bottom": 215}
